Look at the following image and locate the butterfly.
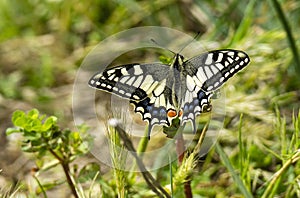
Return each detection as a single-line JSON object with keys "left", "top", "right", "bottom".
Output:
{"left": 88, "top": 49, "right": 250, "bottom": 138}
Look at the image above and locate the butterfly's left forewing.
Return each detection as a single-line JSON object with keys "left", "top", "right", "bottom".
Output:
{"left": 89, "top": 63, "right": 169, "bottom": 100}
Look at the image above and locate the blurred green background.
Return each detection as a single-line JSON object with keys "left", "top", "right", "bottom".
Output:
{"left": 1, "top": 0, "right": 300, "bottom": 197}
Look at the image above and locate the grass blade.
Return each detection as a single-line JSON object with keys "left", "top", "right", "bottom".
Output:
{"left": 269, "top": 0, "right": 300, "bottom": 74}
{"left": 215, "top": 142, "right": 253, "bottom": 198}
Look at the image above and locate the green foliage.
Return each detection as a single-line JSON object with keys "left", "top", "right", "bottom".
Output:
{"left": 163, "top": 117, "right": 181, "bottom": 138}
{"left": 7, "top": 109, "right": 90, "bottom": 157}
{"left": 215, "top": 110, "right": 300, "bottom": 198}
{"left": 259, "top": 109, "right": 300, "bottom": 198}
{"left": 159, "top": 55, "right": 173, "bottom": 64}
{"left": 6, "top": 109, "right": 93, "bottom": 197}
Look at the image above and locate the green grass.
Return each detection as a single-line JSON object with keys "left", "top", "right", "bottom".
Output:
{"left": 1, "top": 0, "right": 300, "bottom": 197}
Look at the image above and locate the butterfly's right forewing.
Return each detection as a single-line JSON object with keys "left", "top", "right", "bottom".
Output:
{"left": 184, "top": 50, "right": 250, "bottom": 92}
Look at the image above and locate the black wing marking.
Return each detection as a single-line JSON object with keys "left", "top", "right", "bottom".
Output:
{"left": 184, "top": 49, "right": 250, "bottom": 92}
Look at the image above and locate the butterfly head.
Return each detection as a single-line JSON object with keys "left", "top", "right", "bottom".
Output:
{"left": 171, "top": 54, "right": 185, "bottom": 70}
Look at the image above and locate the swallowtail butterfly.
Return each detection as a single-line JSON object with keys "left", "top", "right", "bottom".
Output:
{"left": 89, "top": 48, "right": 250, "bottom": 138}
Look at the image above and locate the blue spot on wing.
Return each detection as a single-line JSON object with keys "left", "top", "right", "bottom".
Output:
{"left": 130, "top": 97, "right": 170, "bottom": 138}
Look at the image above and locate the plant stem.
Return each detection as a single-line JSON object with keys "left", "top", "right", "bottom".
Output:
{"left": 49, "top": 149, "right": 79, "bottom": 198}
{"left": 61, "top": 162, "right": 79, "bottom": 198}
{"left": 176, "top": 131, "right": 185, "bottom": 164}
{"left": 32, "top": 174, "right": 47, "bottom": 198}
{"left": 175, "top": 131, "right": 193, "bottom": 198}
{"left": 115, "top": 125, "right": 171, "bottom": 198}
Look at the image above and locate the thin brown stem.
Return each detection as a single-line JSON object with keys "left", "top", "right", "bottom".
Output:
{"left": 49, "top": 149, "right": 79, "bottom": 198}
{"left": 175, "top": 131, "right": 193, "bottom": 198}
{"left": 61, "top": 162, "right": 79, "bottom": 198}
{"left": 176, "top": 131, "right": 185, "bottom": 164}
{"left": 184, "top": 181, "right": 193, "bottom": 198}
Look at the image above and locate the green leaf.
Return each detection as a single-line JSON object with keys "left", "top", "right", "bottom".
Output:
{"left": 12, "top": 110, "right": 25, "bottom": 125}
{"left": 27, "top": 119, "right": 42, "bottom": 132}
{"left": 70, "top": 131, "right": 80, "bottom": 142}
{"left": 23, "top": 130, "right": 41, "bottom": 140}
{"left": 159, "top": 55, "right": 172, "bottom": 64}
{"left": 13, "top": 115, "right": 26, "bottom": 128}
{"left": 216, "top": 142, "right": 253, "bottom": 198}
{"left": 28, "top": 108, "right": 39, "bottom": 119}
{"left": 163, "top": 117, "right": 180, "bottom": 138}
{"left": 43, "top": 129, "right": 54, "bottom": 139}
{"left": 36, "top": 181, "right": 64, "bottom": 194}
{"left": 31, "top": 139, "right": 43, "bottom": 147}
{"left": 75, "top": 142, "right": 89, "bottom": 155}
{"left": 6, "top": 127, "right": 21, "bottom": 135}
{"left": 21, "top": 144, "right": 39, "bottom": 152}
{"left": 42, "top": 116, "right": 57, "bottom": 131}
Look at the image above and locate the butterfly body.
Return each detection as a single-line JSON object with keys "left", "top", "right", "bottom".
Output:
{"left": 89, "top": 49, "right": 250, "bottom": 137}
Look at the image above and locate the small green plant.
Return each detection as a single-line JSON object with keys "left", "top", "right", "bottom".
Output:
{"left": 6, "top": 109, "right": 93, "bottom": 198}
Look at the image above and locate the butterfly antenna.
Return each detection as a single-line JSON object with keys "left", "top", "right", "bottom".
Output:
{"left": 178, "top": 32, "right": 201, "bottom": 54}
{"left": 151, "top": 32, "right": 200, "bottom": 55}
{"left": 150, "top": 38, "right": 176, "bottom": 55}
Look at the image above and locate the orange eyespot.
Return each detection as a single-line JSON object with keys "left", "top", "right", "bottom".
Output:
{"left": 167, "top": 109, "right": 177, "bottom": 117}
{"left": 178, "top": 109, "right": 183, "bottom": 117}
